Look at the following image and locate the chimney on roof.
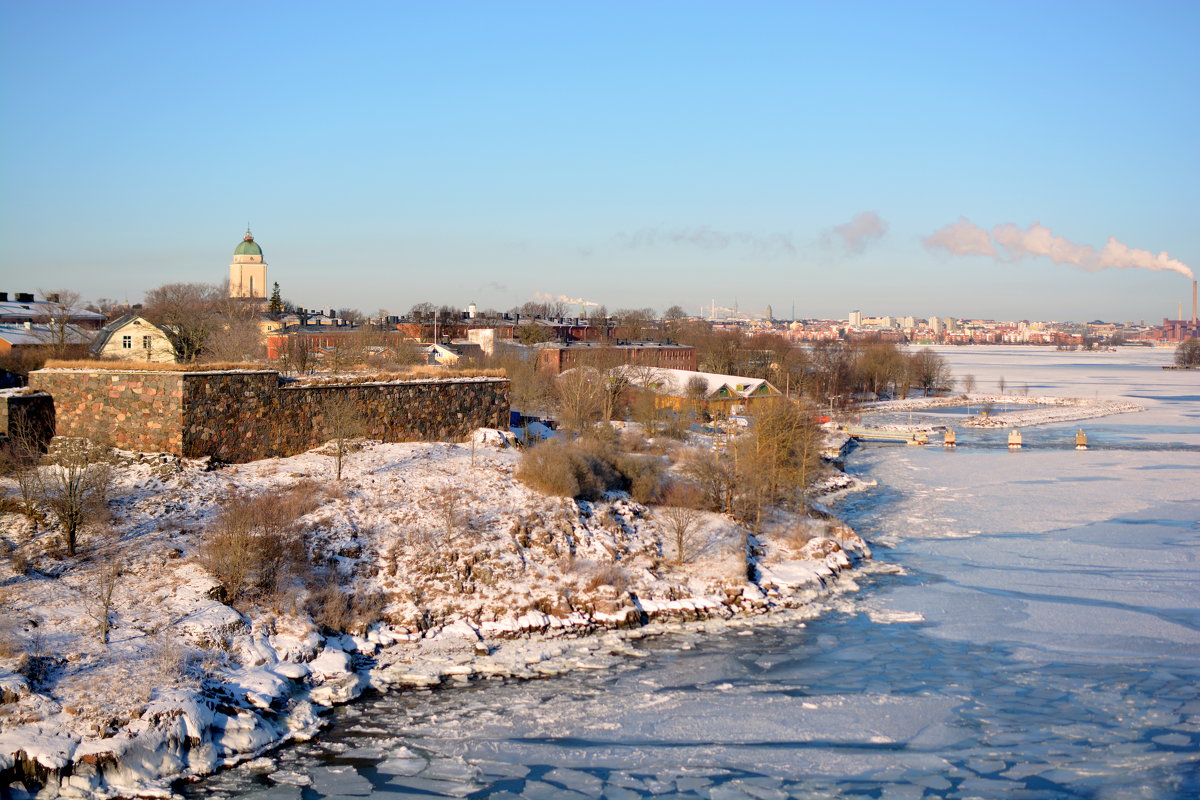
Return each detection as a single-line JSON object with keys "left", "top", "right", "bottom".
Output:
{"left": 0, "top": 292, "right": 7, "bottom": 301}
{"left": 16, "top": 292, "right": 34, "bottom": 303}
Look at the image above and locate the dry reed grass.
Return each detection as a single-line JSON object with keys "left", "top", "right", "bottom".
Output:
{"left": 40, "top": 360, "right": 506, "bottom": 382}
{"left": 292, "top": 366, "right": 507, "bottom": 386}
{"left": 41, "top": 359, "right": 267, "bottom": 372}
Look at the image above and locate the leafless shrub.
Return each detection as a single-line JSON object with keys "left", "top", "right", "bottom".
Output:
{"left": 280, "top": 478, "right": 326, "bottom": 518}
{"left": 319, "top": 392, "right": 367, "bottom": 481}
{"left": 582, "top": 562, "right": 632, "bottom": 594}
{"left": 516, "top": 438, "right": 607, "bottom": 499}
{"left": 199, "top": 489, "right": 308, "bottom": 606}
{"left": 680, "top": 449, "right": 736, "bottom": 513}
{"left": 517, "top": 436, "right": 665, "bottom": 502}
{"left": 613, "top": 453, "right": 666, "bottom": 504}
{"left": 5, "top": 544, "right": 30, "bottom": 575}
{"left": 783, "top": 526, "right": 817, "bottom": 555}
{"left": 659, "top": 482, "right": 706, "bottom": 564}
{"left": 1, "top": 430, "right": 46, "bottom": 527}
{"left": 81, "top": 556, "right": 121, "bottom": 644}
{"left": 306, "top": 576, "right": 387, "bottom": 635}
{"left": 0, "top": 616, "right": 21, "bottom": 660}
{"left": 37, "top": 437, "right": 113, "bottom": 556}
{"left": 433, "top": 492, "right": 468, "bottom": 541}
{"left": 19, "top": 629, "right": 55, "bottom": 689}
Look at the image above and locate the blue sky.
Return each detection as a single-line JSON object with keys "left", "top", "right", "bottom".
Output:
{"left": 1, "top": 1, "right": 1196, "bottom": 322}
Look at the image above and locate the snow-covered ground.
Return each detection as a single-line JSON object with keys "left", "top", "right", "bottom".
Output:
{"left": 0, "top": 431, "right": 868, "bottom": 797}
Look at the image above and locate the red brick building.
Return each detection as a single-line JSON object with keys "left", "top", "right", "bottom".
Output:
{"left": 534, "top": 341, "right": 697, "bottom": 375}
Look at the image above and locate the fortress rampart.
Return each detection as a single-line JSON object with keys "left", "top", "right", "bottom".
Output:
{"left": 26, "top": 369, "right": 509, "bottom": 463}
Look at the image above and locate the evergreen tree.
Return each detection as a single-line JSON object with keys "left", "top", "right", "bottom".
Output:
{"left": 268, "top": 282, "right": 283, "bottom": 316}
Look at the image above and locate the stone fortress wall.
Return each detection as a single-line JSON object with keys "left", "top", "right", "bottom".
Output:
{"left": 27, "top": 369, "right": 510, "bottom": 463}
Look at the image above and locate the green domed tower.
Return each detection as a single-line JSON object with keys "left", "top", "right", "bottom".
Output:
{"left": 229, "top": 228, "right": 267, "bottom": 299}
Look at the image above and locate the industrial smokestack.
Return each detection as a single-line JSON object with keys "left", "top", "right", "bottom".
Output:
{"left": 1193, "top": 280, "right": 1197, "bottom": 325}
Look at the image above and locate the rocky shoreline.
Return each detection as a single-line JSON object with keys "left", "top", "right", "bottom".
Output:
{"left": 0, "top": 436, "right": 874, "bottom": 799}
{"left": 1, "top": 540, "right": 870, "bottom": 799}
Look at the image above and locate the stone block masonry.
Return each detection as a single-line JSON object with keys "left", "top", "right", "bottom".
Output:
{"left": 28, "top": 369, "right": 510, "bottom": 463}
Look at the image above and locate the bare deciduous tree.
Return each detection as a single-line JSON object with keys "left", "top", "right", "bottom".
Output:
{"left": 280, "top": 332, "right": 316, "bottom": 376}
{"left": 613, "top": 308, "right": 656, "bottom": 341}
{"left": 321, "top": 391, "right": 366, "bottom": 481}
{"left": 735, "top": 398, "right": 824, "bottom": 528}
{"left": 907, "top": 348, "right": 952, "bottom": 397}
{"left": 203, "top": 298, "right": 266, "bottom": 363}
{"left": 660, "top": 482, "right": 705, "bottom": 564}
{"left": 82, "top": 555, "right": 121, "bottom": 644}
{"left": 0, "top": 427, "right": 45, "bottom": 527}
{"left": 554, "top": 365, "right": 606, "bottom": 433}
{"left": 33, "top": 289, "right": 88, "bottom": 358}
{"left": 142, "top": 283, "right": 226, "bottom": 362}
{"left": 37, "top": 437, "right": 112, "bottom": 556}
{"left": 433, "top": 491, "right": 467, "bottom": 543}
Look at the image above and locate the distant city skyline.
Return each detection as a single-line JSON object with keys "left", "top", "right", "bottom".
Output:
{"left": 1, "top": 1, "right": 1196, "bottom": 323}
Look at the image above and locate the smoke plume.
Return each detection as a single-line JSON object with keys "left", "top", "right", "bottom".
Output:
{"left": 827, "top": 211, "right": 888, "bottom": 255}
{"left": 534, "top": 291, "right": 599, "bottom": 308}
{"left": 922, "top": 217, "right": 995, "bottom": 256}
{"left": 925, "top": 218, "right": 1193, "bottom": 279}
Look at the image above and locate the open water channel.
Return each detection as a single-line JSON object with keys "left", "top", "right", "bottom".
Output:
{"left": 185, "top": 347, "right": 1200, "bottom": 799}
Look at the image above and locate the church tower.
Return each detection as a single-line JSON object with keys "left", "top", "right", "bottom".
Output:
{"left": 229, "top": 228, "right": 267, "bottom": 299}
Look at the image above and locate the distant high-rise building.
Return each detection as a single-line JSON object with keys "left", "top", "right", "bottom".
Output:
{"left": 902, "top": 315, "right": 916, "bottom": 329}
{"left": 849, "top": 310, "right": 863, "bottom": 326}
{"left": 229, "top": 229, "right": 267, "bottom": 299}
{"left": 765, "top": 304, "right": 774, "bottom": 321}
{"left": 931, "top": 317, "right": 944, "bottom": 334}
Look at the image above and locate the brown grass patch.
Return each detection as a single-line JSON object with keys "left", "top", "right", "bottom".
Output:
{"left": 291, "top": 367, "right": 507, "bottom": 386}
{"left": 39, "top": 360, "right": 508, "bottom": 382}
{"left": 41, "top": 359, "right": 267, "bottom": 372}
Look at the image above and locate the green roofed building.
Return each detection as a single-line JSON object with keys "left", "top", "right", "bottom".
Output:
{"left": 229, "top": 228, "right": 267, "bottom": 300}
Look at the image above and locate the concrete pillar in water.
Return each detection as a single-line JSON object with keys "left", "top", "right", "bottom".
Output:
{"left": 943, "top": 428, "right": 957, "bottom": 448}
{"left": 1075, "top": 428, "right": 1088, "bottom": 450}
{"left": 1008, "top": 429, "right": 1022, "bottom": 449}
